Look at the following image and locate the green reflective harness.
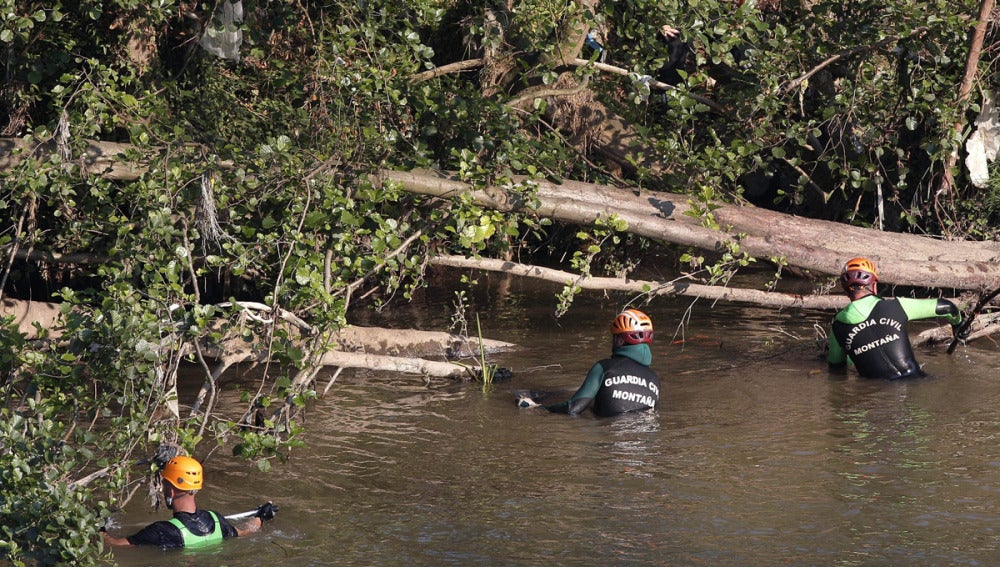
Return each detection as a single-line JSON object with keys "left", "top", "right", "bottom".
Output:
{"left": 167, "top": 511, "right": 224, "bottom": 548}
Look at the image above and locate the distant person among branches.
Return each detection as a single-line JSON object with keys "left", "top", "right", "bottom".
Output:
{"left": 827, "top": 257, "right": 967, "bottom": 379}
{"left": 101, "top": 455, "right": 278, "bottom": 549}
{"left": 655, "top": 24, "right": 693, "bottom": 86}
{"left": 518, "top": 309, "right": 661, "bottom": 417}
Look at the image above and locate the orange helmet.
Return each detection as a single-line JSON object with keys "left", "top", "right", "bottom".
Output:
{"left": 841, "top": 257, "right": 878, "bottom": 290}
{"left": 161, "top": 455, "right": 203, "bottom": 491}
{"left": 611, "top": 309, "right": 654, "bottom": 345}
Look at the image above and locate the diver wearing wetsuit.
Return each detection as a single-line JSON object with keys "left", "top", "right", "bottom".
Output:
{"left": 101, "top": 455, "right": 277, "bottom": 549}
{"left": 828, "top": 257, "right": 963, "bottom": 380}
{"left": 126, "top": 509, "right": 236, "bottom": 548}
{"left": 521, "top": 309, "right": 660, "bottom": 417}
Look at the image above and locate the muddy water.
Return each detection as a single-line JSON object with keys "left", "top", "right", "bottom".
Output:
{"left": 109, "top": 273, "right": 1000, "bottom": 566}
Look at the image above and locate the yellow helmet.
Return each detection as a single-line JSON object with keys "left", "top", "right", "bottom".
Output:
{"left": 161, "top": 455, "right": 203, "bottom": 491}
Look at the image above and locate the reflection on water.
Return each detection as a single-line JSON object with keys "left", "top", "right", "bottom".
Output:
{"left": 109, "top": 274, "right": 1000, "bottom": 566}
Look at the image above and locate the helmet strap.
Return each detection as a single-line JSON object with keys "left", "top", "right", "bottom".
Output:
{"left": 163, "top": 484, "right": 188, "bottom": 508}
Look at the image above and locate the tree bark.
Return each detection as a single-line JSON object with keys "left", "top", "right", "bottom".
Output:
{"left": 430, "top": 254, "right": 853, "bottom": 310}
{"left": 330, "top": 325, "right": 514, "bottom": 358}
{"left": 3, "top": 297, "right": 62, "bottom": 337}
{"left": 937, "top": 0, "right": 995, "bottom": 198}
{"left": 0, "top": 137, "right": 233, "bottom": 180}
{"left": 377, "top": 169, "right": 1000, "bottom": 291}
{"left": 914, "top": 312, "right": 1000, "bottom": 347}
{"left": 0, "top": 137, "right": 145, "bottom": 180}
{"left": 197, "top": 344, "right": 492, "bottom": 380}
{"left": 2, "top": 297, "right": 514, "bottom": 363}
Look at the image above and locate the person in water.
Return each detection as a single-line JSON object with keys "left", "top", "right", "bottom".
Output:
{"left": 827, "top": 257, "right": 967, "bottom": 379}
{"left": 518, "top": 308, "right": 661, "bottom": 416}
{"left": 102, "top": 455, "right": 278, "bottom": 549}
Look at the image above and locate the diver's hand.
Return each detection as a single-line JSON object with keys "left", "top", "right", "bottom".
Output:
{"left": 255, "top": 501, "right": 279, "bottom": 521}
{"left": 516, "top": 396, "right": 539, "bottom": 408}
{"left": 952, "top": 322, "right": 971, "bottom": 341}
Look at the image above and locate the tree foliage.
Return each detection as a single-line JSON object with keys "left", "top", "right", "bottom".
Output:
{"left": 1, "top": 0, "right": 997, "bottom": 562}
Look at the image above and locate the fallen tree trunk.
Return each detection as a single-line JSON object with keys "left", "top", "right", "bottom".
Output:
{"left": 1, "top": 137, "right": 145, "bottom": 180}
{"left": 3, "top": 297, "right": 62, "bottom": 337}
{"left": 331, "top": 325, "right": 514, "bottom": 358}
{"left": 0, "top": 137, "right": 234, "bottom": 180}
{"left": 198, "top": 344, "right": 491, "bottom": 380}
{"left": 1, "top": 297, "right": 514, "bottom": 360}
{"left": 376, "top": 169, "right": 1000, "bottom": 290}
{"left": 5, "top": 137, "right": 1000, "bottom": 290}
{"left": 914, "top": 312, "right": 1000, "bottom": 347}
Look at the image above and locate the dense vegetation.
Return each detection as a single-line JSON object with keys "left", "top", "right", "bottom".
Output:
{"left": 1, "top": 0, "right": 997, "bottom": 563}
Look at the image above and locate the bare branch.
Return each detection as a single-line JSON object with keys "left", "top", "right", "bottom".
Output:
{"left": 570, "top": 58, "right": 730, "bottom": 116}
{"left": 429, "top": 254, "right": 851, "bottom": 310}
{"left": 409, "top": 58, "right": 485, "bottom": 84}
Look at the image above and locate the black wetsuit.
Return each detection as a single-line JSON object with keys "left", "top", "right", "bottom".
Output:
{"left": 125, "top": 509, "right": 238, "bottom": 549}
{"left": 546, "top": 343, "right": 660, "bottom": 417}
{"left": 828, "top": 294, "right": 961, "bottom": 379}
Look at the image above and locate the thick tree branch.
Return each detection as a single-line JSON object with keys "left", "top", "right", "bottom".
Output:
{"left": 196, "top": 344, "right": 487, "bottom": 379}
{"left": 506, "top": 76, "right": 591, "bottom": 110}
{"left": 409, "top": 58, "right": 485, "bottom": 84}
{"left": 914, "top": 312, "right": 1000, "bottom": 346}
{"left": 937, "top": 0, "right": 995, "bottom": 197}
{"left": 431, "top": 254, "right": 1000, "bottom": 346}
{"left": 430, "top": 254, "right": 850, "bottom": 310}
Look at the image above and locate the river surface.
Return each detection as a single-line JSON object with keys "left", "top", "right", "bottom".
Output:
{"left": 108, "top": 271, "right": 1000, "bottom": 566}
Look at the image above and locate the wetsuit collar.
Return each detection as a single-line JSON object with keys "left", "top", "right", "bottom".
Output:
{"left": 612, "top": 342, "right": 652, "bottom": 366}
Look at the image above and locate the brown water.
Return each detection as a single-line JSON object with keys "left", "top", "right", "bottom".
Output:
{"left": 108, "top": 272, "right": 1000, "bottom": 566}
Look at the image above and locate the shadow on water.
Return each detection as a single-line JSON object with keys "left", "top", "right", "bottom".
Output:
{"left": 108, "top": 272, "right": 1000, "bottom": 566}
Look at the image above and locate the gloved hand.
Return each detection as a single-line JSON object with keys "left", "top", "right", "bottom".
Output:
{"left": 98, "top": 516, "right": 116, "bottom": 533}
{"left": 256, "top": 501, "right": 279, "bottom": 521}
{"left": 952, "top": 321, "right": 971, "bottom": 341}
{"left": 516, "top": 396, "right": 539, "bottom": 408}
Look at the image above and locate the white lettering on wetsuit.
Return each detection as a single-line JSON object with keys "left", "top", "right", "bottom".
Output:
{"left": 605, "top": 373, "right": 658, "bottom": 407}
{"left": 611, "top": 390, "right": 656, "bottom": 407}
{"left": 851, "top": 333, "right": 901, "bottom": 355}
{"left": 604, "top": 374, "right": 646, "bottom": 388}
{"left": 604, "top": 375, "right": 659, "bottom": 397}
{"left": 845, "top": 317, "right": 903, "bottom": 350}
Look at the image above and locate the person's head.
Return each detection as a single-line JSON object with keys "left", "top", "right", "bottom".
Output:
{"left": 611, "top": 308, "right": 654, "bottom": 348}
{"left": 840, "top": 257, "right": 878, "bottom": 299}
{"left": 161, "top": 455, "right": 203, "bottom": 507}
